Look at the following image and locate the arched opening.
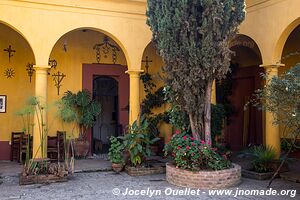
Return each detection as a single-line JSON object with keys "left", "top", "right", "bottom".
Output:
{"left": 280, "top": 24, "right": 300, "bottom": 74}
{"left": 218, "top": 35, "right": 263, "bottom": 151}
{"left": 48, "top": 28, "right": 129, "bottom": 155}
{"left": 278, "top": 23, "right": 300, "bottom": 142}
{"left": 140, "top": 42, "right": 172, "bottom": 154}
{"left": 0, "top": 22, "right": 35, "bottom": 160}
{"left": 274, "top": 17, "right": 300, "bottom": 63}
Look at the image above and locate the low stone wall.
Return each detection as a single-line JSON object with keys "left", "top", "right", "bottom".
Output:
{"left": 126, "top": 165, "right": 165, "bottom": 176}
{"left": 166, "top": 163, "right": 241, "bottom": 189}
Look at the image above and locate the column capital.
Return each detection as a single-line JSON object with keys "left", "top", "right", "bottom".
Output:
{"left": 34, "top": 65, "right": 51, "bottom": 71}
{"left": 126, "top": 70, "right": 144, "bottom": 77}
{"left": 260, "top": 63, "right": 285, "bottom": 73}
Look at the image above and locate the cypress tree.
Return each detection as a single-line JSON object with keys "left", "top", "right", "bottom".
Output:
{"left": 147, "top": 0, "right": 245, "bottom": 144}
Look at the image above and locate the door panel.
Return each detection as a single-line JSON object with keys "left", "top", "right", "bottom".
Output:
{"left": 225, "top": 66, "right": 263, "bottom": 151}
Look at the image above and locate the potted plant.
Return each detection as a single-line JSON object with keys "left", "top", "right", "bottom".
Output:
{"left": 17, "top": 96, "right": 71, "bottom": 185}
{"left": 164, "top": 131, "right": 241, "bottom": 189}
{"left": 120, "top": 118, "right": 161, "bottom": 176}
{"left": 108, "top": 136, "right": 124, "bottom": 172}
{"left": 58, "top": 90, "right": 101, "bottom": 158}
{"left": 240, "top": 145, "right": 277, "bottom": 180}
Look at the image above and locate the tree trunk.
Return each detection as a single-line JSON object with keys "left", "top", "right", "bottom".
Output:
{"left": 189, "top": 113, "right": 201, "bottom": 141}
{"left": 204, "top": 80, "right": 213, "bottom": 146}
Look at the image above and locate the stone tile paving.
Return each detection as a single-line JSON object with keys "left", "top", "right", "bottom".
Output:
{"left": 0, "top": 172, "right": 299, "bottom": 200}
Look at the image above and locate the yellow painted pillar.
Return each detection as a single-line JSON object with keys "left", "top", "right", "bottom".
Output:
{"left": 32, "top": 65, "right": 51, "bottom": 159}
{"left": 260, "top": 63, "right": 284, "bottom": 159}
{"left": 211, "top": 80, "right": 217, "bottom": 105}
{"left": 126, "top": 70, "right": 143, "bottom": 125}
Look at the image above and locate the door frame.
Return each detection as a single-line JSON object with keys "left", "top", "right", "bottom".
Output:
{"left": 82, "top": 63, "right": 129, "bottom": 155}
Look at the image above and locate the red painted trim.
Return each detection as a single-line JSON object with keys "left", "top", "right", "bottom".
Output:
{"left": 0, "top": 141, "right": 11, "bottom": 160}
{"left": 82, "top": 64, "right": 129, "bottom": 155}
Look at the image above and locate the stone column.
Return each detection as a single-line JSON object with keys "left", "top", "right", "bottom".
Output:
{"left": 260, "top": 63, "right": 284, "bottom": 159}
{"left": 32, "top": 65, "right": 51, "bottom": 159}
{"left": 126, "top": 70, "right": 143, "bottom": 125}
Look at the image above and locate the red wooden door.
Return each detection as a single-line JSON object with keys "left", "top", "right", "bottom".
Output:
{"left": 226, "top": 66, "right": 263, "bottom": 151}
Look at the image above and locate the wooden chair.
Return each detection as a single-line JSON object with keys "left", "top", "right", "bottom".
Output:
{"left": 10, "top": 132, "right": 24, "bottom": 162}
{"left": 47, "top": 131, "right": 66, "bottom": 162}
{"left": 57, "top": 131, "right": 66, "bottom": 162}
{"left": 19, "top": 134, "right": 32, "bottom": 163}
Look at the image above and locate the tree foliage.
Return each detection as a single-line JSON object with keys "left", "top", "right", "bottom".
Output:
{"left": 147, "top": 0, "right": 245, "bottom": 142}
{"left": 252, "top": 64, "right": 300, "bottom": 139}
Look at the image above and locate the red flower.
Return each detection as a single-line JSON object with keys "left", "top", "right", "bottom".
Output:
{"left": 186, "top": 146, "right": 190, "bottom": 150}
{"left": 190, "top": 136, "right": 195, "bottom": 141}
{"left": 201, "top": 140, "right": 205, "bottom": 144}
{"left": 183, "top": 136, "right": 187, "bottom": 140}
{"left": 175, "top": 130, "right": 180, "bottom": 134}
{"left": 212, "top": 148, "right": 217, "bottom": 151}
{"left": 192, "top": 142, "right": 196, "bottom": 146}
{"left": 177, "top": 146, "right": 181, "bottom": 150}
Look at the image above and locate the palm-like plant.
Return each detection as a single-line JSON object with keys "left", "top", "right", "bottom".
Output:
{"left": 58, "top": 90, "right": 101, "bottom": 140}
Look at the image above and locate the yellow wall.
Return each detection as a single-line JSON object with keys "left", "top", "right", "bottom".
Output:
{"left": 140, "top": 43, "right": 172, "bottom": 140}
{"left": 0, "top": 23, "right": 35, "bottom": 141}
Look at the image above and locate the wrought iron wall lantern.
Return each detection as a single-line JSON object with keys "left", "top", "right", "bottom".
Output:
{"left": 26, "top": 63, "right": 35, "bottom": 83}
{"left": 48, "top": 58, "right": 57, "bottom": 69}
{"left": 48, "top": 58, "right": 58, "bottom": 75}
{"left": 52, "top": 71, "right": 66, "bottom": 95}
{"left": 93, "top": 36, "right": 120, "bottom": 64}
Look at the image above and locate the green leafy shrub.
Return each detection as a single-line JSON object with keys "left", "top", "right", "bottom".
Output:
{"left": 121, "top": 118, "right": 160, "bottom": 167}
{"left": 249, "top": 146, "right": 276, "bottom": 173}
{"left": 164, "top": 132, "right": 231, "bottom": 171}
{"left": 108, "top": 136, "right": 124, "bottom": 164}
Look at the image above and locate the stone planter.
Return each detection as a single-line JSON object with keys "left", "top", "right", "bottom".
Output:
{"left": 242, "top": 169, "right": 273, "bottom": 180}
{"left": 112, "top": 163, "right": 124, "bottom": 173}
{"left": 166, "top": 163, "right": 241, "bottom": 189}
{"left": 125, "top": 165, "right": 165, "bottom": 176}
{"left": 19, "top": 174, "right": 68, "bottom": 185}
{"left": 74, "top": 140, "right": 89, "bottom": 158}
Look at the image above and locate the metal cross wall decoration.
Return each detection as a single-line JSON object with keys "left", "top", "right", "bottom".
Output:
{"left": 93, "top": 36, "right": 120, "bottom": 64}
{"left": 52, "top": 71, "right": 66, "bottom": 95}
{"left": 142, "top": 56, "right": 153, "bottom": 73}
{"left": 4, "top": 45, "right": 16, "bottom": 63}
{"left": 26, "top": 63, "right": 35, "bottom": 83}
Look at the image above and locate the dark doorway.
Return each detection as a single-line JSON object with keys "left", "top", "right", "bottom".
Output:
{"left": 225, "top": 66, "right": 263, "bottom": 151}
{"left": 221, "top": 35, "right": 264, "bottom": 151}
{"left": 92, "top": 76, "right": 119, "bottom": 154}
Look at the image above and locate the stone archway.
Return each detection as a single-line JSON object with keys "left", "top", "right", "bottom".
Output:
{"left": 49, "top": 28, "right": 129, "bottom": 155}
{"left": 0, "top": 22, "right": 36, "bottom": 160}
{"left": 220, "top": 35, "right": 263, "bottom": 151}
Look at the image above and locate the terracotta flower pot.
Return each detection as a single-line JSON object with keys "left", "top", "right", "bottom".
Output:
{"left": 112, "top": 163, "right": 124, "bottom": 173}
{"left": 74, "top": 140, "right": 89, "bottom": 158}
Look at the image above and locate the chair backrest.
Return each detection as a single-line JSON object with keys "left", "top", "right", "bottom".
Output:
{"left": 47, "top": 136, "right": 58, "bottom": 147}
{"left": 11, "top": 132, "right": 24, "bottom": 144}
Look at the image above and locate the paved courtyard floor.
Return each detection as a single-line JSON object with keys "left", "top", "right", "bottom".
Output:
{"left": 0, "top": 171, "right": 299, "bottom": 200}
